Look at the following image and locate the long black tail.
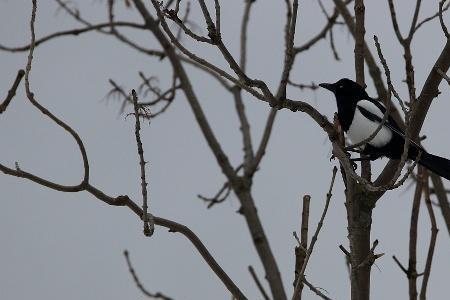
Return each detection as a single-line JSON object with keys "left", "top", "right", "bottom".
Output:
{"left": 417, "top": 152, "right": 450, "bottom": 181}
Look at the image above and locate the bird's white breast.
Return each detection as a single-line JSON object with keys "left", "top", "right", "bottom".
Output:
{"left": 347, "top": 100, "right": 392, "bottom": 147}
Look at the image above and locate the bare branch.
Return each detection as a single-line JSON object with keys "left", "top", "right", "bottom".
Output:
{"left": 163, "top": 3, "right": 213, "bottom": 44}
{"left": 387, "top": 0, "right": 404, "bottom": 43}
{"left": 124, "top": 250, "right": 174, "bottom": 300}
{"left": 439, "top": 0, "right": 450, "bottom": 39}
{"left": 420, "top": 177, "right": 439, "bottom": 300}
{"left": 250, "top": 108, "right": 278, "bottom": 176}
{"left": 430, "top": 173, "right": 450, "bottom": 237}
{"left": 276, "top": 0, "right": 299, "bottom": 99}
{"left": 131, "top": 90, "right": 154, "bottom": 236}
{"left": 22, "top": 0, "right": 90, "bottom": 188}
{"left": 339, "top": 244, "right": 351, "bottom": 258}
{"left": 0, "top": 21, "right": 163, "bottom": 56}
{"left": 0, "top": 70, "right": 25, "bottom": 114}
{"left": 214, "top": 0, "right": 221, "bottom": 37}
{"left": 302, "top": 278, "right": 332, "bottom": 300}
{"left": 414, "top": 1, "right": 450, "bottom": 33}
{"left": 248, "top": 266, "right": 270, "bottom": 300}
{"left": 198, "top": 165, "right": 243, "bottom": 209}
{"left": 408, "top": 0, "right": 422, "bottom": 39}
{"left": 287, "top": 80, "right": 319, "bottom": 91}
{"left": 354, "top": 0, "right": 365, "bottom": 86}
{"left": 436, "top": 67, "right": 450, "bottom": 85}
{"left": 108, "top": 0, "right": 165, "bottom": 57}
{"left": 373, "top": 37, "right": 407, "bottom": 114}
{"left": 293, "top": 195, "right": 310, "bottom": 298}
{"left": 234, "top": 1, "right": 257, "bottom": 175}
{"left": 240, "top": 0, "right": 254, "bottom": 72}
{"left": 392, "top": 255, "right": 408, "bottom": 274}
{"left": 329, "top": 27, "right": 340, "bottom": 60}
{"left": 294, "top": 5, "right": 341, "bottom": 54}
{"left": 407, "top": 169, "right": 424, "bottom": 299}
{"left": 292, "top": 167, "right": 338, "bottom": 300}
{"left": 357, "top": 239, "right": 384, "bottom": 269}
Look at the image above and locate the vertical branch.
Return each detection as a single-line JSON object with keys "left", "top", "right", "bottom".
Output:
{"left": 354, "top": 0, "right": 365, "bottom": 86}
{"left": 276, "top": 0, "right": 299, "bottom": 100}
{"left": 420, "top": 176, "right": 439, "bottom": 300}
{"left": 439, "top": 0, "right": 450, "bottom": 39}
{"left": 349, "top": 3, "right": 373, "bottom": 299}
{"left": 293, "top": 195, "right": 310, "bottom": 300}
{"left": 429, "top": 173, "right": 450, "bottom": 237}
{"left": 214, "top": 0, "right": 221, "bottom": 37}
{"left": 235, "top": 0, "right": 255, "bottom": 174}
{"left": 408, "top": 170, "right": 423, "bottom": 300}
{"left": 354, "top": 0, "right": 371, "bottom": 181}
{"left": 131, "top": 90, "right": 154, "bottom": 236}
{"left": 292, "top": 167, "right": 338, "bottom": 300}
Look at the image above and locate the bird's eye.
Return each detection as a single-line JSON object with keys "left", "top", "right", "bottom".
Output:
{"left": 338, "top": 85, "right": 344, "bottom": 89}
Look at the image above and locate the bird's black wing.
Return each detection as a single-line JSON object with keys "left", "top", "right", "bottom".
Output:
{"left": 357, "top": 101, "right": 423, "bottom": 150}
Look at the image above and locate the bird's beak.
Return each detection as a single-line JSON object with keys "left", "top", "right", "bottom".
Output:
{"left": 319, "top": 82, "right": 335, "bottom": 92}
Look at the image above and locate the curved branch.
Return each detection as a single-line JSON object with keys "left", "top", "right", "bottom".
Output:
{"left": 0, "top": 22, "right": 164, "bottom": 56}
{"left": 294, "top": 7, "right": 340, "bottom": 54}
{"left": 439, "top": 0, "right": 450, "bottom": 38}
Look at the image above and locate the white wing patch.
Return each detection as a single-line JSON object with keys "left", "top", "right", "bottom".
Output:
{"left": 347, "top": 100, "right": 392, "bottom": 147}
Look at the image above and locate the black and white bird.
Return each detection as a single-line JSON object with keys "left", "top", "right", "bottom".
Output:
{"left": 319, "top": 78, "right": 450, "bottom": 181}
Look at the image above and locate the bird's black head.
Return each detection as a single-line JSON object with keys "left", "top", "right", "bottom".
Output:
{"left": 319, "top": 78, "right": 369, "bottom": 102}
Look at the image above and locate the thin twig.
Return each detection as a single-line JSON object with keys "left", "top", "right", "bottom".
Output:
{"left": 0, "top": 70, "right": 25, "bottom": 114}
{"left": 407, "top": 168, "right": 424, "bottom": 299}
{"left": 302, "top": 278, "right": 332, "bottom": 300}
{"left": 250, "top": 108, "right": 277, "bottom": 176}
{"left": 198, "top": 164, "right": 243, "bottom": 209}
{"left": 248, "top": 266, "right": 270, "bottom": 300}
{"left": 198, "top": 182, "right": 231, "bottom": 208}
{"left": 293, "top": 195, "right": 310, "bottom": 299}
{"left": 420, "top": 176, "right": 439, "bottom": 300}
{"left": 439, "top": 0, "right": 450, "bottom": 39}
{"left": 436, "top": 67, "right": 450, "bottom": 85}
{"left": 123, "top": 250, "right": 174, "bottom": 300}
{"left": 414, "top": 1, "right": 450, "bottom": 33}
{"left": 234, "top": 0, "right": 256, "bottom": 176}
{"left": 373, "top": 36, "right": 406, "bottom": 114}
{"left": 287, "top": 80, "right": 319, "bottom": 91}
{"left": 294, "top": 1, "right": 348, "bottom": 54}
{"left": 392, "top": 255, "right": 408, "bottom": 274}
{"left": 108, "top": 0, "right": 165, "bottom": 57}
{"left": 357, "top": 239, "right": 384, "bottom": 269}
{"left": 131, "top": 90, "right": 154, "bottom": 236}
{"left": 276, "top": 0, "right": 299, "bottom": 100}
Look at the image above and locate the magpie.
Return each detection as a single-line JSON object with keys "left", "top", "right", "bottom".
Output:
{"left": 319, "top": 78, "right": 450, "bottom": 181}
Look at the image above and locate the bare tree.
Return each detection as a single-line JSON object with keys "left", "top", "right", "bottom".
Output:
{"left": 1, "top": 1, "right": 450, "bottom": 299}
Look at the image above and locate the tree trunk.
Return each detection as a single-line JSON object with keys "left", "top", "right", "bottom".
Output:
{"left": 346, "top": 180, "right": 374, "bottom": 300}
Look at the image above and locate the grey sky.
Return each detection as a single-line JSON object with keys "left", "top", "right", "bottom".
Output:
{"left": 1, "top": 1, "right": 450, "bottom": 299}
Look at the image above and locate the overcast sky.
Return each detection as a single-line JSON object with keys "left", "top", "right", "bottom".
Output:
{"left": 1, "top": 1, "right": 450, "bottom": 299}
